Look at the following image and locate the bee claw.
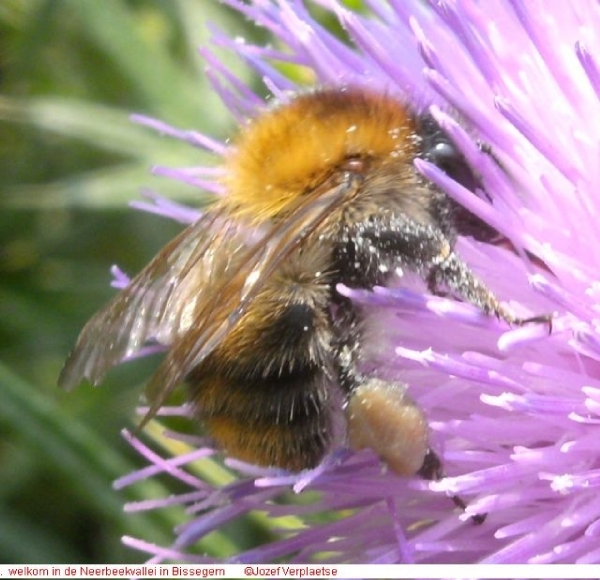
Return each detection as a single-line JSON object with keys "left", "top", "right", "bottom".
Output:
{"left": 509, "top": 312, "right": 554, "bottom": 334}
{"left": 418, "top": 449, "right": 486, "bottom": 524}
{"left": 450, "top": 493, "right": 487, "bottom": 525}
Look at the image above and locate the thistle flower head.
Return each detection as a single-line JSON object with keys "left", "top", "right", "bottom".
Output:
{"left": 115, "top": 0, "right": 600, "bottom": 565}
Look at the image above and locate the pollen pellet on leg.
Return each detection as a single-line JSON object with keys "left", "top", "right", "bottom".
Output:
{"left": 346, "top": 378, "right": 429, "bottom": 476}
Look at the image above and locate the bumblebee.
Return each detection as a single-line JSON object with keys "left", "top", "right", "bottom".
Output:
{"left": 60, "top": 86, "right": 537, "bottom": 491}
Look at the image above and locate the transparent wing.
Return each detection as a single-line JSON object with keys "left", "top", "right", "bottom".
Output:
{"left": 58, "top": 208, "right": 249, "bottom": 390}
{"left": 60, "top": 174, "right": 361, "bottom": 428}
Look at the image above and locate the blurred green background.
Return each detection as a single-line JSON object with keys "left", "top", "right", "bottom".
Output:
{"left": 0, "top": 0, "right": 271, "bottom": 564}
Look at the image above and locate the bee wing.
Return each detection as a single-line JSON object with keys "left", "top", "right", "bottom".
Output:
{"left": 140, "top": 175, "right": 361, "bottom": 425}
{"left": 58, "top": 209, "right": 249, "bottom": 391}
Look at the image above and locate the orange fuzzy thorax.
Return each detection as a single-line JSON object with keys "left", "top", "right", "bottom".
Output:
{"left": 221, "top": 87, "right": 419, "bottom": 222}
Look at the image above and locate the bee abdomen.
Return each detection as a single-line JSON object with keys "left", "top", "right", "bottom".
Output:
{"left": 188, "top": 368, "right": 332, "bottom": 471}
{"left": 203, "top": 411, "right": 330, "bottom": 471}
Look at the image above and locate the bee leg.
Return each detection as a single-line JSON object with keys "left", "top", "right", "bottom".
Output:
{"left": 345, "top": 377, "right": 430, "bottom": 477}
{"left": 357, "top": 215, "right": 551, "bottom": 328}
{"left": 425, "top": 247, "right": 516, "bottom": 322}
{"left": 333, "top": 306, "right": 486, "bottom": 521}
{"left": 418, "top": 449, "right": 486, "bottom": 525}
{"left": 425, "top": 247, "right": 552, "bottom": 328}
{"left": 343, "top": 373, "right": 485, "bottom": 523}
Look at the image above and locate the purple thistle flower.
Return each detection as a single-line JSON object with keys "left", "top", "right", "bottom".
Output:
{"left": 113, "top": 0, "right": 600, "bottom": 565}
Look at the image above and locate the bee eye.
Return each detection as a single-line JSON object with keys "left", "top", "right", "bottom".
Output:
{"left": 417, "top": 113, "right": 479, "bottom": 192}
{"left": 427, "top": 141, "right": 477, "bottom": 191}
{"left": 428, "top": 141, "right": 459, "bottom": 166}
